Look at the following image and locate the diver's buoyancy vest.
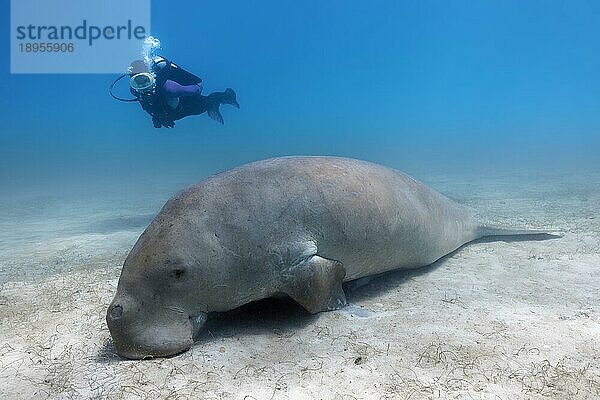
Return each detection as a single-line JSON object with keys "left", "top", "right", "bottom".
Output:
{"left": 135, "top": 57, "right": 203, "bottom": 127}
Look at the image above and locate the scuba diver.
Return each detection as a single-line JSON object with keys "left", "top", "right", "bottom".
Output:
{"left": 111, "top": 56, "right": 239, "bottom": 128}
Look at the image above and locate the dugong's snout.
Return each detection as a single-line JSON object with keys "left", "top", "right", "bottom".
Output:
{"left": 106, "top": 296, "right": 203, "bottom": 359}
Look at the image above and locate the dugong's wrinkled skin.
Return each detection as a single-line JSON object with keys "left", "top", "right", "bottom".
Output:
{"left": 107, "top": 156, "right": 538, "bottom": 359}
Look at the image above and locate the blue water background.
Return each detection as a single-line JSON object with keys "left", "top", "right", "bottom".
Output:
{"left": 1, "top": 1, "right": 599, "bottom": 193}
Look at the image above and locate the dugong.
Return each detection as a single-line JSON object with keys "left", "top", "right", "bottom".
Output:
{"left": 107, "top": 156, "right": 550, "bottom": 359}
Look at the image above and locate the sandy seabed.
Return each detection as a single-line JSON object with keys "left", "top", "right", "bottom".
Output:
{"left": 0, "top": 171, "right": 599, "bottom": 399}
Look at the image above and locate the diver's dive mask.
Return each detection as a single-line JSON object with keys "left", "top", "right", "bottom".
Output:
{"left": 130, "top": 72, "right": 156, "bottom": 94}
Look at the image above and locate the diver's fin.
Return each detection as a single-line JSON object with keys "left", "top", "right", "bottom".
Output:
{"left": 207, "top": 107, "right": 224, "bottom": 124}
{"left": 281, "top": 255, "right": 347, "bottom": 314}
{"left": 205, "top": 89, "right": 239, "bottom": 124}
{"left": 223, "top": 88, "right": 240, "bottom": 109}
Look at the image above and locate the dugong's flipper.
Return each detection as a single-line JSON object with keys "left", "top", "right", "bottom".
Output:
{"left": 281, "top": 255, "right": 347, "bottom": 314}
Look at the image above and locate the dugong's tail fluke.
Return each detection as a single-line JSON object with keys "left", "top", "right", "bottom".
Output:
{"left": 206, "top": 88, "right": 239, "bottom": 124}
{"left": 476, "top": 225, "right": 562, "bottom": 241}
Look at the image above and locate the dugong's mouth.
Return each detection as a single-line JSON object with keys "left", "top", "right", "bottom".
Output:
{"left": 113, "top": 341, "right": 192, "bottom": 360}
{"left": 110, "top": 322, "right": 197, "bottom": 360}
{"left": 107, "top": 301, "right": 208, "bottom": 359}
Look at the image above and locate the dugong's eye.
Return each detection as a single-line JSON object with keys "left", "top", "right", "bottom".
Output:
{"left": 171, "top": 268, "right": 186, "bottom": 279}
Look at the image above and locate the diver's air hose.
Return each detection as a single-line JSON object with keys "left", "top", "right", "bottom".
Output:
{"left": 109, "top": 74, "right": 139, "bottom": 102}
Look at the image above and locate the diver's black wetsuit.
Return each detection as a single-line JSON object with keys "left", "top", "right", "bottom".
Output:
{"left": 172, "top": 89, "right": 238, "bottom": 125}
{"left": 133, "top": 57, "right": 239, "bottom": 128}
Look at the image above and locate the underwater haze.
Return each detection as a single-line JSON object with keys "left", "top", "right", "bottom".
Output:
{"left": 2, "top": 0, "right": 600, "bottom": 276}
{"left": 1, "top": 1, "right": 600, "bottom": 189}
{"left": 2, "top": 2, "right": 600, "bottom": 398}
